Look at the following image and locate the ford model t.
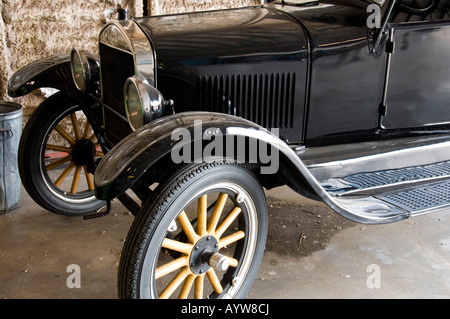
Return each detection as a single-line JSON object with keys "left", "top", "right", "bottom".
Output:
{"left": 8, "top": 0, "right": 450, "bottom": 298}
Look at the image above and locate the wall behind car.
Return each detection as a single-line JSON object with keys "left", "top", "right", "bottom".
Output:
{"left": 0, "top": 0, "right": 260, "bottom": 119}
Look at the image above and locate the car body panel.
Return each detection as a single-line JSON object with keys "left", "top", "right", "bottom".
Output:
{"left": 135, "top": 7, "right": 308, "bottom": 67}
{"left": 384, "top": 22, "right": 450, "bottom": 128}
{"left": 135, "top": 6, "right": 310, "bottom": 143}
{"left": 273, "top": 1, "right": 388, "bottom": 140}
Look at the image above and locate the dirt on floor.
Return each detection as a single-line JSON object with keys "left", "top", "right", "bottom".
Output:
{"left": 265, "top": 197, "right": 356, "bottom": 260}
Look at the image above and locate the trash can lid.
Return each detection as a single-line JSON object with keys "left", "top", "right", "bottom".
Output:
{"left": 0, "top": 101, "right": 22, "bottom": 116}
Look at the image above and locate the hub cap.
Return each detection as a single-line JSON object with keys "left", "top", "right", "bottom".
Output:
{"left": 189, "top": 235, "right": 219, "bottom": 275}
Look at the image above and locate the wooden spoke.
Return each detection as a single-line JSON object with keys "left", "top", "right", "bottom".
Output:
{"left": 95, "top": 143, "right": 104, "bottom": 157}
{"left": 84, "top": 166, "right": 94, "bottom": 191}
{"left": 70, "top": 113, "right": 81, "bottom": 140}
{"left": 45, "top": 155, "right": 71, "bottom": 171}
{"left": 159, "top": 267, "right": 190, "bottom": 299}
{"left": 88, "top": 132, "right": 97, "bottom": 142}
{"left": 207, "top": 193, "right": 228, "bottom": 233}
{"left": 206, "top": 268, "right": 223, "bottom": 294}
{"left": 45, "top": 144, "right": 72, "bottom": 153}
{"left": 55, "top": 125, "right": 76, "bottom": 146}
{"left": 178, "top": 211, "right": 200, "bottom": 243}
{"left": 82, "top": 120, "right": 91, "bottom": 139}
{"left": 70, "top": 165, "right": 82, "bottom": 194}
{"left": 54, "top": 161, "right": 75, "bottom": 187}
{"left": 215, "top": 207, "right": 242, "bottom": 238}
{"left": 162, "top": 238, "right": 193, "bottom": 255}
{"left": 197, "top": 195, "right": 207, "bottom": 236}
{"left": 194, "top": 274, "right": 205, "bottom": 299}
{"left": 155, "top": 256, "right": 189, "bottom": 280}
{"left": 219, "top": 230, "right": 245, "bottom": 249}
{"left": 178, "top": 274, "right": 196, "bottom": 299}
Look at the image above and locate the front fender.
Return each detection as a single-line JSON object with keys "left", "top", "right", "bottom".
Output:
{"left": 94, "top": 111, "right": 405, "bottom": 225}
{"left": 8, "top": 53, "right": 99, "bottom": 98}
{"left": 94, "top": 111, "right": 317, "bottom": 200}
{"left": 94, "top": 112, "right": 267, "bottom": 199}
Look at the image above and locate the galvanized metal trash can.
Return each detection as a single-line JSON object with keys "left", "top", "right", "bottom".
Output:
{"left": 0, "top": 101, "right": 22, "bottom": 213}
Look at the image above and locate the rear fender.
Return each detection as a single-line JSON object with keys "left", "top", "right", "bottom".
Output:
{"left": 8, "top": 53, "right": 99, "bottom": 98}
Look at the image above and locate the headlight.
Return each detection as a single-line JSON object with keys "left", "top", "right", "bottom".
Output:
{"left": 124, "top": 76, "right": 164, "bottom": 131}
{"left": 70, "top": 47, "right": 90, "bottom": 92}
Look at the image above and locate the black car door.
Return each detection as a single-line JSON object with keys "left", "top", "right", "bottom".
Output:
{"left": 383, "top": 0, "right": 450, "bottom": 129}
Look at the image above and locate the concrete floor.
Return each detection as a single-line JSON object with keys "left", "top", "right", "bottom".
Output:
{"left": 1, "top": 185, "right": 450, "bottom": 299}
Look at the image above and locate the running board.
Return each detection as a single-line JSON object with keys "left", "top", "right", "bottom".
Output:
{"left": 323, "top": 160, "right": 450, "bottom": 196}
{"left": 376, "top": 180, "right": 450, "bottom": 216}
{"left": 300, "top": 135, "right": 450, "bottom": 222}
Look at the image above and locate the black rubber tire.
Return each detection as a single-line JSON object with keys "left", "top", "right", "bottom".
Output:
{"left": 118, "top": 161, "right": 268, "bottom": 299}
{"left": 18, "top": 92, "right": 105, "bottom": 216}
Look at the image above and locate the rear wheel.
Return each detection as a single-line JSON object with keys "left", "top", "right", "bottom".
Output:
{"left": 118, "top": 162, "right": 268, "bottom": 299}
{"left": 19, "top": 92, "right": 105, "bottom": 216}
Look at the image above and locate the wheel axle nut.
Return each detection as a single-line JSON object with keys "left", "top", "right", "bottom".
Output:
{"left": 208, "top": 252, "right": 229, "bottom": 271}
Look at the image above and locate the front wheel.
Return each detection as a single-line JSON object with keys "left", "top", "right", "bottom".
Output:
{"left": 18, "top": 92, "right": 105, "bottom": 216}
{"left": 118, "top": 162, "right": 268, "bottom": 299}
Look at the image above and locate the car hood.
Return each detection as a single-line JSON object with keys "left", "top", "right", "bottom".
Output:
{"left": 134, "top": 0, "right": 371, "bottom": 67}
{"left": 134, "top": 6, "right": 308, "bottom": 67}
{"left": 272, "top": 0, "right": 372, "bottom": 50}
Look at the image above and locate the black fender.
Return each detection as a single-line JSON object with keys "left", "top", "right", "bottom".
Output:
{"left": 94, "top": 111, "right": 397, "bottom": 224}
{"left": 8, "top": 53, "right": 99, "bottom": 99}
{"left": 94, "top": 112, "right": 299, "bottom": 198}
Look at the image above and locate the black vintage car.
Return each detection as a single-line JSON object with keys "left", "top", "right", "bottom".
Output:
{"left": 8, "top": 0, "right": 450, "bottom": 298}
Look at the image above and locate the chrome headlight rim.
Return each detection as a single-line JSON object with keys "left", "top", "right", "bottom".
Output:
{"left": 124, "top": 76, "right": 165, "bottom": 131}
{"left": 124, "top": 76, "right": 151, "bottom": 131}
{"left": 70, "top": 47, "right": 91, "bottom": 93}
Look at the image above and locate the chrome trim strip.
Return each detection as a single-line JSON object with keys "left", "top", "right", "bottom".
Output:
{"left": 307, "top": 140, "right": 450, "bottom": 182}
{"left": 411, "top": 204, "right": 450, "bottom": 217}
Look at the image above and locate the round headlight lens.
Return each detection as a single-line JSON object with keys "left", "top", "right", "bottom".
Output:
{"left": 70, "top": 47, "right": 90, "bottom": 92}
{"left": 124, "top": 77, "right": 165, "bottom": 131}
{"left": 124, "top": 78, "right": 144, "bottom": 131}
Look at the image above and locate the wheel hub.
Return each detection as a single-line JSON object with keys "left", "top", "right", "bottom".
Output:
{"left": 71, "top": 138, "right": 96, "bottom": 169}
{"left": 189, "top": 236, "right": 219, "bottom": 275}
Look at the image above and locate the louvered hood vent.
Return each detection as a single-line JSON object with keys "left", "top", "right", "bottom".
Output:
{"left": 197, "top": 72, "right": 296, "bottom": 129}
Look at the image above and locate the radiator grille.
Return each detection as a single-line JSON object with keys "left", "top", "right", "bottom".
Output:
{"left": 197, "top": 73, "right": 296, "bottom": 129}
{"left": 99, "top": 43, "right": 135, "bottom": 117}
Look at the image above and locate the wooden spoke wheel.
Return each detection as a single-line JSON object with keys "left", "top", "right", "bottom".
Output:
{"left": 44, "top": 109, "right": 102, "bottom": 195}
{"left": 18, "top": 92, "right": 105, "bottom": 215}
{"left": 118, "top": 162, "right": 268, "bottom": 299}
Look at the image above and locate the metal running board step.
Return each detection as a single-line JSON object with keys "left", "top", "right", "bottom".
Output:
{"left": 338, "top": 160, "right": 450, "bottom": 194}
{"left": 375, "top": 180, "right": 450, "bottom": 214}
{"left": 301, "top": 135, "right": 450, "bottom": 223}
